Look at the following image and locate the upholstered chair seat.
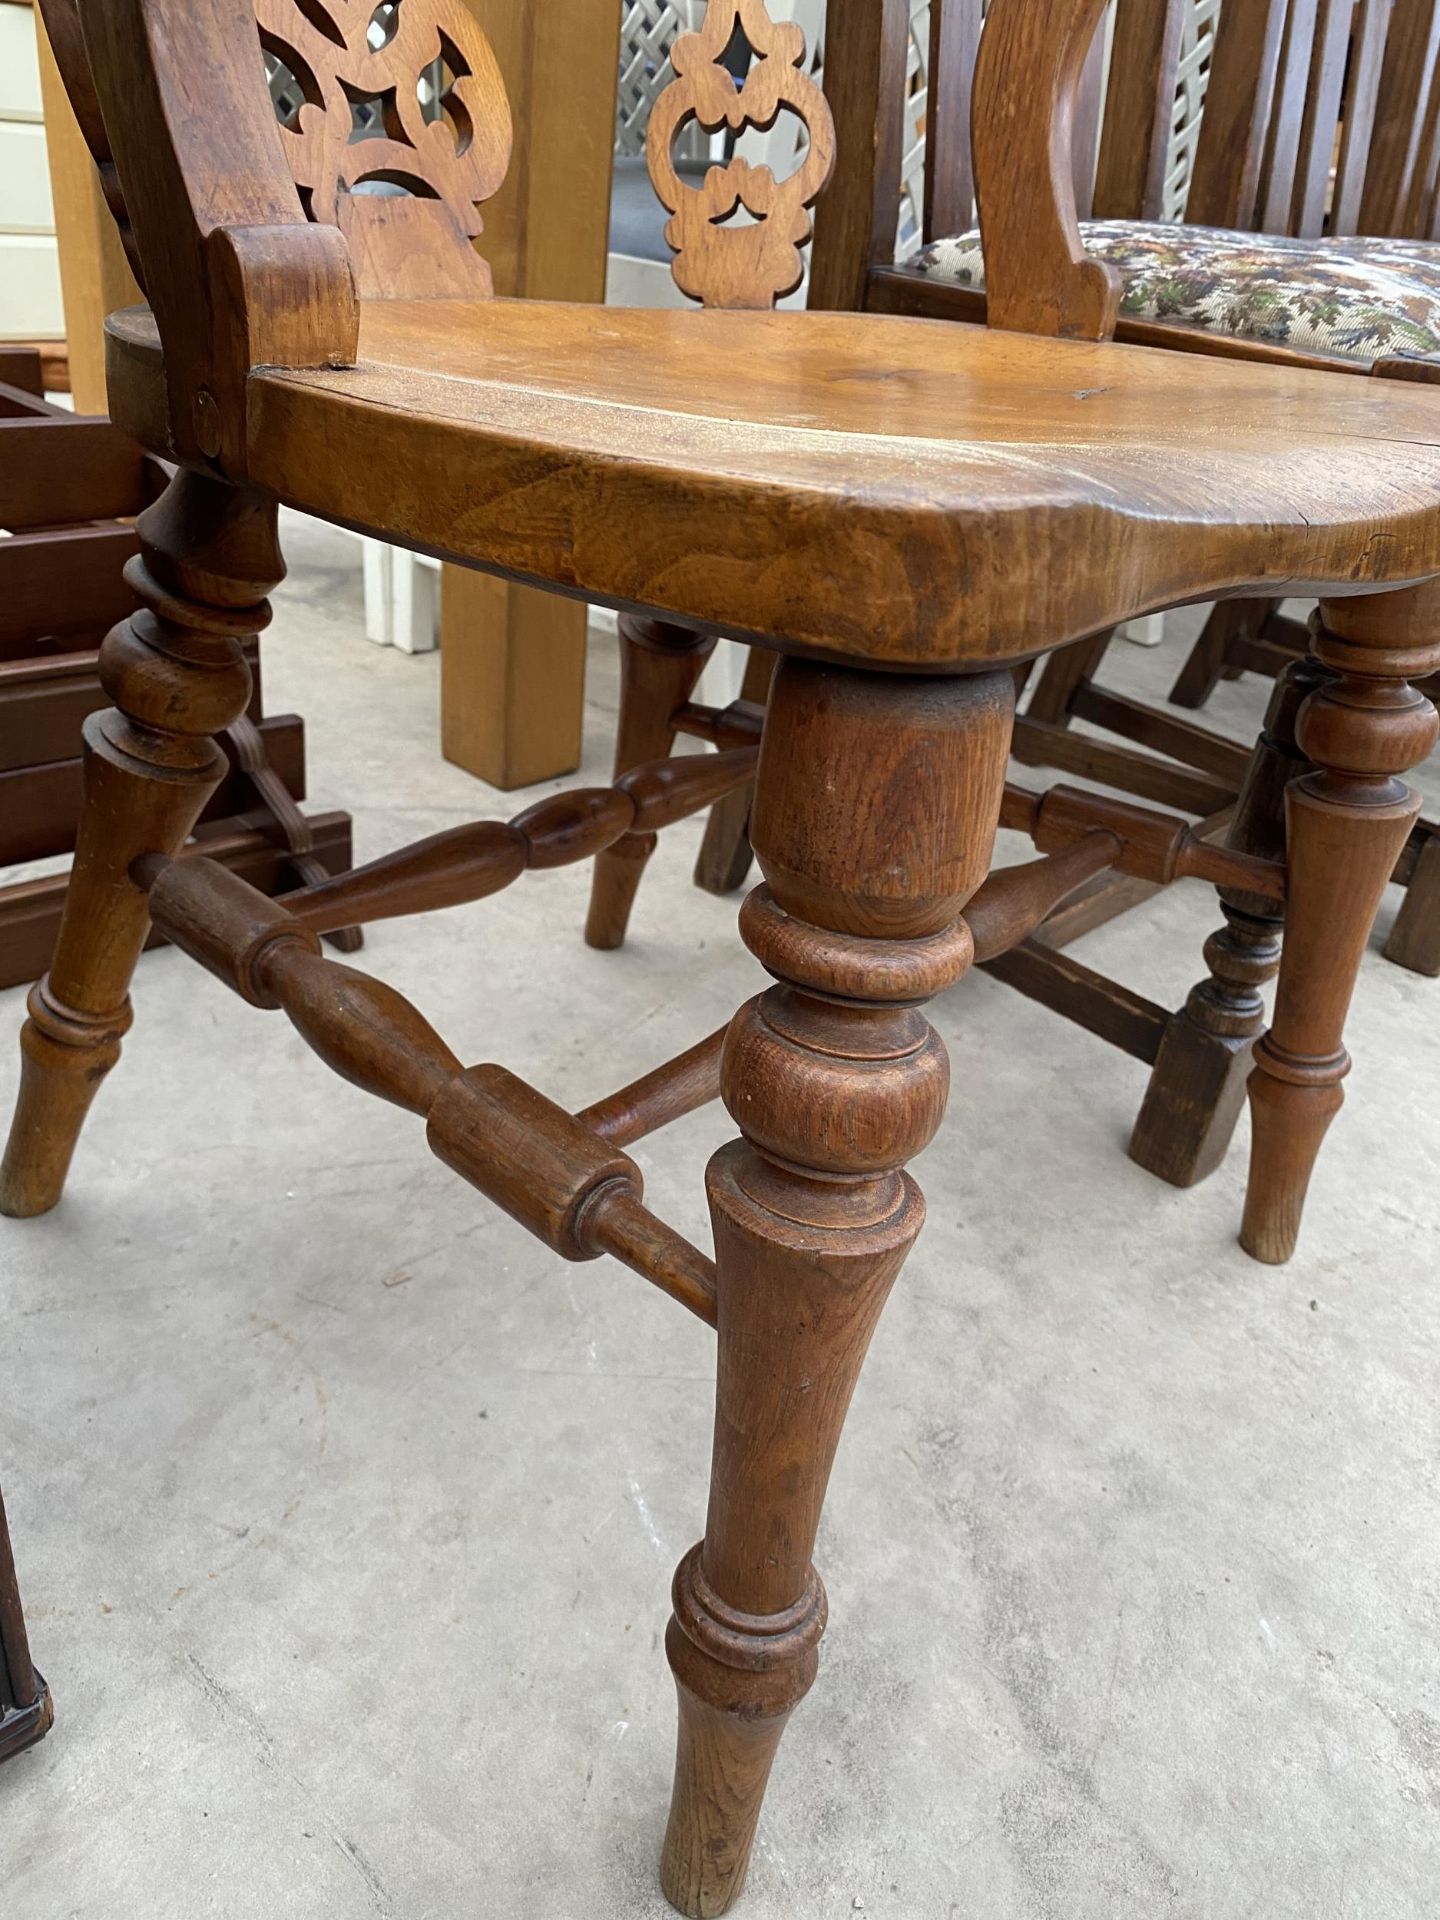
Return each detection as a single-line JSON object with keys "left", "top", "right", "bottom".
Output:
{"left": 910, "top": 221, "right": 1440, "bottom": 362}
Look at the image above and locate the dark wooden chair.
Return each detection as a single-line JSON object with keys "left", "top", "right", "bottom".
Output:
{"left": 589, "top": 0, "right": 1440, "bottom": 1219}
{"left": 860, "top": 0, "right": 1440, "bottom": 978}
{"left": 669, "top": 0, "right": 1440, "bottom": 978}
{"left": 0, "top": 1481, "right": 52, "bottom": 1768}
{"left": 7, "top": 0, "right": 1440, "bottom": 1908}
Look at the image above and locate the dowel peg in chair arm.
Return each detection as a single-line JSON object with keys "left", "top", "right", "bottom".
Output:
{"left": 428, "top": 1067, "right": 644, "bottom": 1261}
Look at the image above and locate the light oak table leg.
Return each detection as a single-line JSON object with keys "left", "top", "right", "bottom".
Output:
{"left": 36, "top": 10, "right": 142, "bottom": 412}
{"left": 1242, "top": 592, "right": 1440, "bottom": 1264}
{"left": 0, "top": 472, "right": 272, "bottom": 1217}
{"left": 439, "top": 0, "right": 621, "bottom": 791}
{"left": 661, "top": 659, "right": 1013, "bottom": 1916}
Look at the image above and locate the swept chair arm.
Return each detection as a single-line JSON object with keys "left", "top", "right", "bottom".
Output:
{"left": 46, "top": 0, "right": 358, "bottom": 473}
{"left": 972, "top": 0, "right": 1123, "bottom": 340}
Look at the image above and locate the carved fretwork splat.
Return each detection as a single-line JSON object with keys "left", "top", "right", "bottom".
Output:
{"left": 255, "top": 0, "right": 512, "bottom": 293}
{"left": 647, "top": 0, "right": 836, "bottom": 309}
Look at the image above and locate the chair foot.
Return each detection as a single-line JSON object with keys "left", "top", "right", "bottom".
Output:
{"left": 1240, "top": 597, "right": 1439, "bottom": 1263}
{"left": 661, "top": 1538, "right": 824, "bottom": 1917}
{"left": 1129, "top": 905, "right": 1280, "bottom": 1187}
{"left": 0, "top": 1675, "right": 53, "bottom": 1768}
{"left": 0, "top": 471, "right": 278, "bottom": 1212}
{"left": 0, "top": 984, "right": 132, "bottom": 1218}
{"left": 1240, "top": 1048, "right": 1346, "bottom": 1264}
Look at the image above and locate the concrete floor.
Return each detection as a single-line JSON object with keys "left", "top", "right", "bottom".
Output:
{"left": 2, "top": 518, "right": 1438, "bottom": 1919}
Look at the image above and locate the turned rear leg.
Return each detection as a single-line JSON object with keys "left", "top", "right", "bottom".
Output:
{"left": 692, "top": 645, "right": 776, "bottom": 898}
{"left": 1242, "top": 595, "right": 1439, "bottom": 1263}
{"left": 0, "top": 473, "right": 277, "bottom": 1217}
{"left": 585, "top": 616, "right": 716, "bottom": 950}
{"left": 1129, "top": 659, "right": 1324, "bottom": 1187}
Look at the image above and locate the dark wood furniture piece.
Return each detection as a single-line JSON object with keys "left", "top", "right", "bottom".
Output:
{"left": 0, "top": 1480, "right": 51, "bottom": 1767}
{"left": 680, "top": 0, "right": 1440, "bottom": 976}
{"left": 0, "top": 348, "right": 359, "bottom": 986}
{"left": 7, "top": 0, "right": 1440, "bottom": 1910}
{"left": 597, "top": 0, "right": 1440, "bottom": 1221}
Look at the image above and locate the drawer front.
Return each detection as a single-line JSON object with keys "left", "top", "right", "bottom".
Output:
{"left": 0, "top": 5, "right": 43, "bottom": 121}
{"left": 0, "top": 122, "right": 53, "bottom": 234}
{"left": 0, "top": 235, "right": 63, "bottom": 339}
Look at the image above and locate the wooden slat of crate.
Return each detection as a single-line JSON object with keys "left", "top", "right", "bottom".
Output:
{"left": 0, "top": 711, "right": 307, "bottom": 867}
{"left": 0, "top": 523, "right": 141, "bottom": 656}
{"left": 0, "top": 810, "right": 355, "bottom": 993}
{"left": 0, "top": 635, "right": 264, "bottom": 773}
{"left": 0, "top": 415, "right": 148, "bottom": 528}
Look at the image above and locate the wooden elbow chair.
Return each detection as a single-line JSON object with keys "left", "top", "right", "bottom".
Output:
{"left": 592, "top": 0, "right": 1440, "bottom": 1220}
{"left": 844, "top": 0, "right": 1440, "bottom": 977}
{"left": 673, "top": 0, "right": 1440, "bottom": 977}
{"left": 6, "top": 0, "right": 1440, "bottom": 1908}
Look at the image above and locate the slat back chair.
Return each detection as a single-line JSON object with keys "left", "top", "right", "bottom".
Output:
{"left": 801, "top": 0, "right": 1440, "bottom": 979}
{"left": 10, "top": 1, "right": 1440, "bottom": 1909}
{"left": 818, "top": 0, "right": 1440, "bottom": 353}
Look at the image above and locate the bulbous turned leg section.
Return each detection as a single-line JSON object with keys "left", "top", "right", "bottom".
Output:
{"left": 586, "top": 616, "right": 716, "bottom": 950}
{"left": 1131, "top": 659, "right": 1322, "bottom": 1186}
{"left": 660, "top": 658, "right": 1013, "bottom": 1916}
{"left": 1242, "top": 597, "right": 1440, "bottom": 1264}
{"left": 0, "top": 472, "right": 278, "bottom": 1217}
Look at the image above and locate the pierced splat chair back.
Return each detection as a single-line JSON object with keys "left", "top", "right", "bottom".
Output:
{"left": 38, "top": 0, "right": 833, "bottom": 469}
{"left": 252, "top": 0, "right": 511, "bottom": 293}
{"left": 646, "top": 0, "right": 835, "bottom": 308}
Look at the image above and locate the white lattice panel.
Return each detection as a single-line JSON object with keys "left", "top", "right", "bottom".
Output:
{"left": 617, "top": 0, "right": 704, "bottom": 156}
{"left": 1164, "top": 0, "right": 1222, "bottom": 221}
{"left": 899, "top": 0, "right": 932, "bottom": 257}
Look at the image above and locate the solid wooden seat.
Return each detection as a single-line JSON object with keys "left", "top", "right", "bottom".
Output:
{"left": 110, "top": 296, "right": 1440, "bottom": 664}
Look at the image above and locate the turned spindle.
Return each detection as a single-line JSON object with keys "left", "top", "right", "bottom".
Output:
{"left": 1242, "top": 595, "right": 1440, "bottom": 1263}
{"left": 0, "top": 473, "right": 275, "bottom": 1219}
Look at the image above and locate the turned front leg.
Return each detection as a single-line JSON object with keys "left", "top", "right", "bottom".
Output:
{"left": 662, "top": 660, "right": 1013, "bottom": 1916}
{"left": 0, "top": 472, "right": 275, "bottom": 1217}
{"left": 1242, "top": 595, "right": 1440, "bottom": 1263}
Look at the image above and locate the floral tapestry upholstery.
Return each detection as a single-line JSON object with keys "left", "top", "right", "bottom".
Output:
{"left": 908, "top": 220, "right": 1440, "bottom": 362}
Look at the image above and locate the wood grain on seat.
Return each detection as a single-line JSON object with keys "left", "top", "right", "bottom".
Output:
{"left": 107, "top": 297, "right": 1440, "bottom": 667}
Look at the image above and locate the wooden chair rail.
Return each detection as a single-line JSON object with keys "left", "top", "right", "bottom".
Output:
{"left": 276, "top": 743, "right": 762, "bottom": 937}
{"left": 139, "top": 850, "right": 720, "bottom": 1328}
{"left": 578, "top": 1025, "right": 731, "bottom": 1149}
{"left": 1005, "top": 782, "right": 1288, "bottom": 902}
